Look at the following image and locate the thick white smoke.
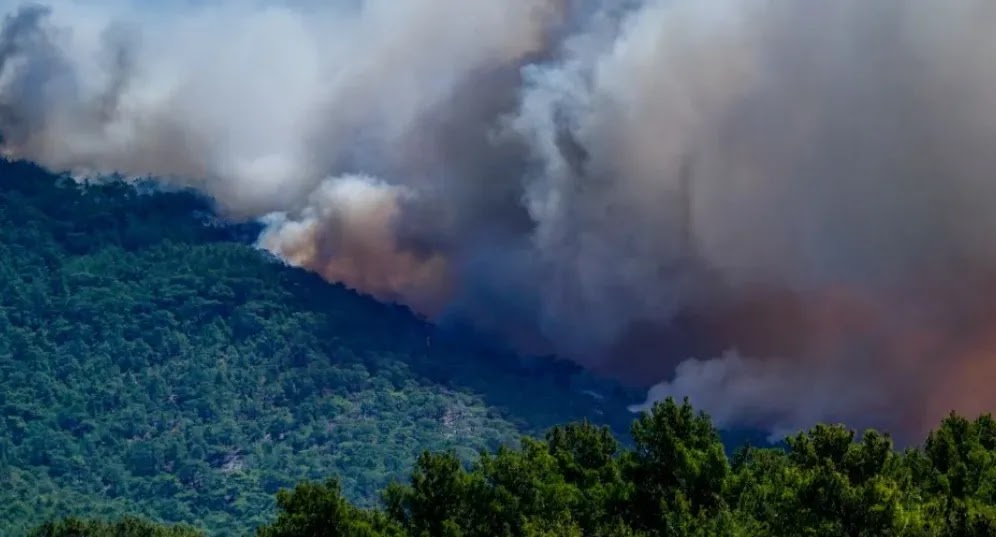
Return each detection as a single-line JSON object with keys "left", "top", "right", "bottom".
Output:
{"left": 2, "top": 0, "right": 996, "bottom": 441}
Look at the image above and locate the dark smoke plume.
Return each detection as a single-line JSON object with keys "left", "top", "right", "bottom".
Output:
{"left": 2, "top": 0, "right": 996, "bottom": 442}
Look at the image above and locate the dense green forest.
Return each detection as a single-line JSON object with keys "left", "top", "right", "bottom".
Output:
{"left": 5, "top": 161, "right": 996, "bottom": 536}
{"left": 32, "top": 397, "right": 996, "bottom": 536}
{"left": 0, "top": 159, "right": 669, "bottom": 535}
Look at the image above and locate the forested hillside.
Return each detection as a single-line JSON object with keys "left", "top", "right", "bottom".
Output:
{"left": 0, "top": 159, "right": 649, "bottom": 535}
{"left": 33, "top": 398, "right": 996, "bottom": 536}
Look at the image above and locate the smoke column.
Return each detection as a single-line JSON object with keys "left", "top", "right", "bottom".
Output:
{"left": 1, "top": 0, "right": 996, "bottom": 442}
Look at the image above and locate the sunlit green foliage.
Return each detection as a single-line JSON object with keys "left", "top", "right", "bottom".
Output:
{"left": 0, "top": 159, "right": 638, "bottom": 536}
{"left": 251, "top": 402, "right": 996, "bottom": 537}
{"left": 37, "top": 399, "right": 996, "bottom": 537}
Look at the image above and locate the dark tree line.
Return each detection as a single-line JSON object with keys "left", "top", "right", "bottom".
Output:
{"left": 35, "top": 398, "right": 996, "bottom": 536}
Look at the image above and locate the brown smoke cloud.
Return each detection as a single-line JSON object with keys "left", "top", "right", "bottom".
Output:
{"left": 1, "top": 0, "right": 996, "bottom": 442}
{"left": 257, "top": 176, "right": 453, "bottom": 315}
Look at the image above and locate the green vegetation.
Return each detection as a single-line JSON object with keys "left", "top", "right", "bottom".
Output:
{"left": 5, "top": 159, "right": 996, "bottom": 536}
{"left": 30, "top": 518, "right": 202, "bottom": 537}
{"left": 0, "top": 159, "right": 647, "bottom": 536}
{"left": 35, "top": 398, "right": 996, "bottom": 536}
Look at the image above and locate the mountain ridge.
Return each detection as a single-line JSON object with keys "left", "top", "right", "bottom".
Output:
{"left": 0, "top": 158, "right": 635, "bottom": 535}
{"left": 0, "top": 158, "right": 767, "bottom": 535}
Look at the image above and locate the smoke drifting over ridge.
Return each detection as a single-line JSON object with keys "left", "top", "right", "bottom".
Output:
{"left": 2, "top": 0, "right": 996, "bottom": 441}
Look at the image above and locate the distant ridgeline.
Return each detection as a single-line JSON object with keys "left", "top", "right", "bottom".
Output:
{"left": 0, "top": 159, "right": 766, "bottom": 536}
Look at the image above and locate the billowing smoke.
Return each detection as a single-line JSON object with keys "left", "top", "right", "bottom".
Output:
{"left": 1, "top": 0, "right": 996, "bottom": 442}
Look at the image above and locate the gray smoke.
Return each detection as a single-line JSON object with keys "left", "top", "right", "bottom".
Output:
{"left": 2, "top": 0, "right": 996, "bottom": 442}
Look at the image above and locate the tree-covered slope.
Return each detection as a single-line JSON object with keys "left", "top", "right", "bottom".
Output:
{"left": 32, "top": 398, "right": 996, "bottom": 537}
{"left": 0, "top": 160, "right": 641, "bottom": 536}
